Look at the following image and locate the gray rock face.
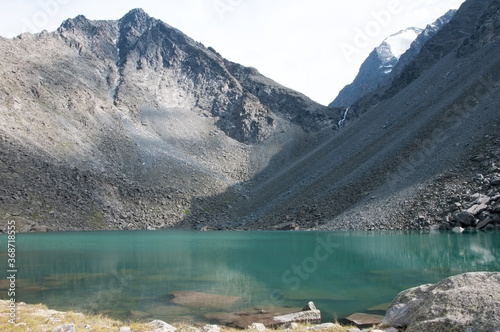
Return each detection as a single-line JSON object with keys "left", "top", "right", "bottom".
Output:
{"left": 382, "top": 272, "right": 500, "bottom": 332}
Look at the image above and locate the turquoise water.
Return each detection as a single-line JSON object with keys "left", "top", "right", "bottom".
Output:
{"left": 1, "top": 231, "right": 499, "bottom": 324}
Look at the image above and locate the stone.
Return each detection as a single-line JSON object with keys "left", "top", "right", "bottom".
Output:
{"left": 346, "top": 328, "right": 362, "bottom": 332}
{"left": 52, "top": 324, "right": 75, "bottom": 332}
{"left": 451, "top": 226, "right": 464, "bottom": 233}
{"left": 149, "top": 320, "right": 177, "bottom": 332}
{"left": 201, "top": 324, "right": 220, "bottom": 332}
{"left": 381, "top": 272, "right": 500, "bottom": 332}
{"left": 273, "top": 307, "right": 321, "bottom": 325}
{"left": 345, "top": 313, "right": 384, "bottom": 326}
{"left": 466, "top": 203, "right": 488, "bottom": 216}
{"left": 248, "top": 323, "right": 266, "bottom": 331}
{"left": 491, "top": 177, "right": 500, "bottom": 186}
{"left": 119, "top": 328, "right": 131, "bottom": 332}
{"left": 452, "top": 211, "right": 475, "bottom": 226}
{"left": 492, "top": 204, "right": 500, "bottom": 213}
{"left": 302, "top": 301, "right": 317, "bottom": 311}
{"left": 309, "top": 322, "right": 336, "bottom": 330}
{"left": 476, "top": 216, "right": 494, "bottom": 229}
{"left": 288, "top": 322, "right": 299, "bottom": 329}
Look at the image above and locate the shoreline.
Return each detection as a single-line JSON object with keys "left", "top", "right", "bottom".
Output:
{"left": 0, "top": 300, "right": 365, "bottom": 332}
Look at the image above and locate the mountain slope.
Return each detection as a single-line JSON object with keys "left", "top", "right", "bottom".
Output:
{"left": 0, "top": 9, "right": 338, "bottom": 232}
{"left": 213, "top": 0, "right": 500, "bottom": 231}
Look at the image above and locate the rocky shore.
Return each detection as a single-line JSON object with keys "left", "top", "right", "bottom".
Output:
{"left": 2, "top": 273, "right": 499, "bottom": 332}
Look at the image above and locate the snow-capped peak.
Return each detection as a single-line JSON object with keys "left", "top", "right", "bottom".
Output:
{"left": 384, "top": 27, "right": 423, "bottom": 60}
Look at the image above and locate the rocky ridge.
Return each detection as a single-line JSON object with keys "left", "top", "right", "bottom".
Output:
{"left": 0, "top": 9, "right": 338, "bottom": 232}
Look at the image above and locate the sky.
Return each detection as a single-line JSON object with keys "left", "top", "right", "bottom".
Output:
{"left": 0, "top": 0, "right": 466, "bottom": 106}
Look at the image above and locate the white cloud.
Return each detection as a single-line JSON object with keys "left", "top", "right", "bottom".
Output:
{"left": 0, "top": 0, "right": 466, "bottom": 105}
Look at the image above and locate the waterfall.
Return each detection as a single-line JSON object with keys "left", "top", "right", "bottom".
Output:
{"left": 338, "top": 107, "right": 349, "bottom": 128}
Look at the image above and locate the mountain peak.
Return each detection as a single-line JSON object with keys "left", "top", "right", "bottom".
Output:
{"left": 119, "top": 8, "right": 156, "bottom": 33}
{"left": 121, "top": 8, "right": 150, "bottom": 22}
{"left": 383, "top": 27, "right": 423, "bottom": 60}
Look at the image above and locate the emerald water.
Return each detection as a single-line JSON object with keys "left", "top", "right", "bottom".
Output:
{"left": 1, "top": 231, "right": 499, "bottom": 324}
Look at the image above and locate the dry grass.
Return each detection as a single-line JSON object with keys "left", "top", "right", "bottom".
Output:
{"left": 0, "top": 300, "right": 357, "bottom": 332}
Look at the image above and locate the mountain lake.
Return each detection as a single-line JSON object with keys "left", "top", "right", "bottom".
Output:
{"left": 1, "top": 230, "right": 499, "bottom": 325}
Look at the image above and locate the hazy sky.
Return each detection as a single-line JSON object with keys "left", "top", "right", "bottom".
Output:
{"left": 0, "top": 0, "right": 465, "bottom": 105}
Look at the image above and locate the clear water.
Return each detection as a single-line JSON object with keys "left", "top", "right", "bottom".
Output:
{"left": 1, "top": 230, "right": 499, "bottom": 324}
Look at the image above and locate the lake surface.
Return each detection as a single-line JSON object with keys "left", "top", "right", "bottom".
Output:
{"left": 1, "top": 231, "right": 499, "bottom": 325}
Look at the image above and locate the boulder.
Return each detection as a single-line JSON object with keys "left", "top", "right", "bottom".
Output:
{"left": 272, "top": 309, "right": 321, "bottom": 325}
{"left": 149, "top": 320, "right": 176, "bottom": 332}
{"left": 272, "top": 301, "right": 321, "bottom": 325}
{"left": 490, "top": 177, "right": 500, "bottom": 186}
{"left": 381, "top": 272, "right": 500, "bottom": 332}
{"left": 476, "top": 216, "right": 493, "bottom": 229}
{"left": 452, "top": 211, "right": 475, "bottom": 226}
{"left": 467, "top": 203, "right": 488, "bottom": 216}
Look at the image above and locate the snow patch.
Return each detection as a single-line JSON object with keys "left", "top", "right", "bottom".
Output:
{"left": 385, "top": 28, "right": 423, "bottom": 59}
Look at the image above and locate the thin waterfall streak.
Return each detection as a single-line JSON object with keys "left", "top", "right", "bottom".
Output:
{"left": 338, "top": 107, "right": 350, "bottom": 128}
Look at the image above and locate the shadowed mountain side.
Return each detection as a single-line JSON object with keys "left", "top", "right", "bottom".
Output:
{"left": 183, "top": 34, "right": 500, "bottom": 231}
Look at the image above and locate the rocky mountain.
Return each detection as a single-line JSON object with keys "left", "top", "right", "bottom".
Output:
{"left": 0, "top": 9, "right": 340, "bottom": 232}
{"left": 330, "top": 9, "right": 457, "bottom": 109}
{"left": 389, "top": 10, "right": 457, "bottom": 82}
{"left": 384, "top": 0, "right": 494, "bottom": 98}
{"left": 1, "top": 0, "right": 500, "bottom": 233}
{"left": 329, "top": 28, "right": 423, "bottom": 108}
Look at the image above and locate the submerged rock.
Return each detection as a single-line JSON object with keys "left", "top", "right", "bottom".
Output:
{"left": 381, "top": 272, "right": 500, "bottom": 332}
{"left": 168, "top": 291, "right": 240, "bottom": 309}
{"left": 345, "top": 313, "right": 383, "bottom": 326}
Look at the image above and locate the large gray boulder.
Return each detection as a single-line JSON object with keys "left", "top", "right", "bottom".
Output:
{"left": 382, "top": 272, "right": 500, "bottom": 332}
